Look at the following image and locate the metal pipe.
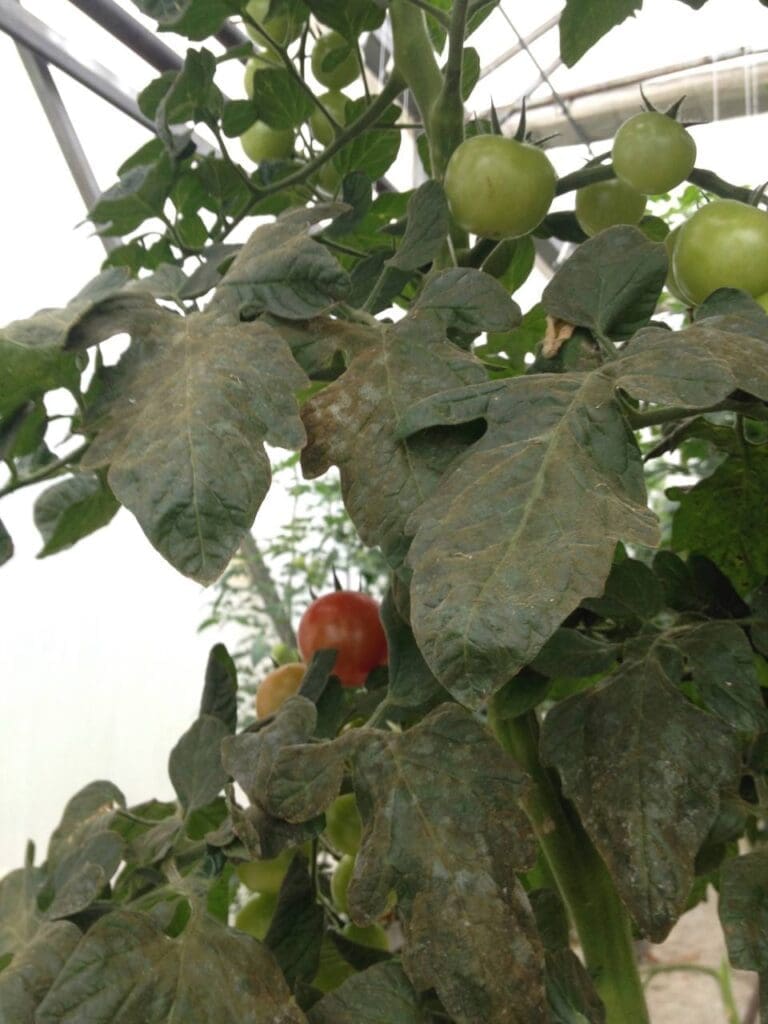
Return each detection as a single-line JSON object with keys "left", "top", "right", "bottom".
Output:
{"left": 66, "top": 0, "right": 182, "bottom": 72}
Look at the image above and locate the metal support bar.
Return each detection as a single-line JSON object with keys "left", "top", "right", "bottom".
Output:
{"left": 15, "top": 42, "right": 116, "bottom": 253}
{"left": 66, "top": 0, "right": 183, "bottom": 72}
{"left": 0, "top": 0, "right": 155, "bottom": 130}
{"left": 479, "top": 12, "right": 560, "bottom": 80}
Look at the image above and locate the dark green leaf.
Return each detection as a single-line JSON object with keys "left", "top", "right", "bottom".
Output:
{"left": 222, "top": 99, "right": 257, "bottom": 137}
{"left": 410, "top": 268, "right": 521, "bottom": 335}
{"left": 0, "top": 853, "right": 46, "bottom": 960}
{"left": 264, "top": 854, "right": 323, "bottom": 987}
{"left": 719, "top": 850, "right": 768, "bottom": 971}
{"left": 541, "top": 638, "right": 740, "bottom": 940}
{"left": 0, "top": 921, "right": 81, "bottom": 1024}
{"left": 306, "top": 0, "right": 385, "bottom": 37}
{"left": 200, "top": 644, "right": 238, "bottom": 732}
{"left": 156, "top": 48, "right": 222, "bottom": 151}
{"left": 459, "top": 46, "right": 481, "bottom": 101}
{"left": 250, "top": 69, "right": 314, "bottom": 130}
{"left": 301, "top": 317, "right": 487, "bottom": 565}
{"left": 582, "top": 557, "right": 664, "bottom": 621}
{"left": 132, "top": 0, "right": 240, "bottom": 41}
{"left": 331, "top": 128, "right": 401, "bottom": 182}
{"left": 668, "top": 449, "right": 768, "bottom": 595}
{"left": 212, "top": 216, "right": 350, "bottom": 320}
{"left": 531, "top": 629, "right": 619, "bottom": 680}
{"left": 33, "top": 475, "right": 119, "bottom": 557}
{"left": 675, "top": 621, "right": 768, "bottom": 733}
{"left": 559, "top": 0, "right": 642, "bottom": 68}
{"left": 80, "top": 309, "right": 307, "bottom": 584}
{"left": 0, "top": 520, "right": 12, "bottom": 567}
{"left": 386, "top": 181, "right": 449, "bottom": 273}
{"left": 47, "top": 781, "right": 126, "bottom": 872}
{"left": 45, "top": 832, "right": 125, "bottom": 920}
{"left": 546, "top": 949, "right": 606, "bottom": 1024}
{"left": 89, "top": 156, "right": 176, "bottom": 236}
{"left": 168, "top": 715, "right": 230, "bottom": 813}
{"left": 542, "top": 226, "right": 666, "bottom": 340}
{"left": 179, "top": 243, "right": 241, "bottom": 300}
{"left": 694, "top": 288, "right": 768, "bottom": 333}
{"left": 35, "top": 910, "right": 308, "bottom": 1023}
{"left": 307, "top": 961, "right": 424, "bottom": 1024}
{"left": 529, "top": 889, "right": 570, "bottom": 954}
{"left": 379, "top": 588, "right": 446, "bottom": 710}
{"left": 652, "top": 550, "right": 700, "bottom": 611}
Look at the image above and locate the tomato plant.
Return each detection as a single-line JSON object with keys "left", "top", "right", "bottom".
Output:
{"left": 672, "top": 198, "right": 768, "bottom": 304}
{"left": 254, "top": 661, "right": 306, "bottom": 717}
{"left": 443, "top": 134, "right": 557, "bottom": 239}
{"left": 612, "top": 111, "right": 696, "bottom": 195}
{"left": 311, "top": 31, "right": 358, "bottom": 90}
{"left": 575, "top": 178, "right": 647, "bottom": 236}
{"left": 297, "top": 591, "right": 387, "bottom": 687}
{"left": 5, "top": 3, "right": 768, "bottom": 1024}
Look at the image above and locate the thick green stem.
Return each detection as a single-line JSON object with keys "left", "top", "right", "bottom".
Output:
{"left": 389, "top": 0, "right": 443, "bottom": 161}
{"left": 488, "top": 704, "right": 650, "bottom": 1024}
{"left": 427, "top": 0, "right": 469, "bottom": 179}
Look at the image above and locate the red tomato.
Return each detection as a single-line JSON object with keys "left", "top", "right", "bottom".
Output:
{"left": 297, "top": 591, "right": 387, "bottom": 687}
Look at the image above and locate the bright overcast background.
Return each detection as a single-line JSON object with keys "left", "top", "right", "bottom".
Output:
{"left": 1, "top": 0, "right": 767, "bottom": 874}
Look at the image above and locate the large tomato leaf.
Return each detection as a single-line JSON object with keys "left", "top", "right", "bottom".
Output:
{"left": 0, "top": 920, "right": 81, "bottom": 1024}
{"left": 44, "top": 832, "right": 126, "bottom": 921}
{"left": 34, "top": 910, "right": 308, "bottom": 1024}
{"left": 301, "top": 317, "right": 487, "bottom": 565}
{"left": 267, "top": 705, "right": 547, "bottom": 1024}
{"left": 398, "top": 322, "right": 768, "bottom": 707}
{"left": 77, "top": 308, "right": 306, "bottom": 584}
{"left": 386, "top": 180, "right": 450, "bottom": 273}
{"left": 540, "top": 637, "right": 740, "bottom": 941}
{"left": 46, "top": 781, "right": 126, "bottom": 874}
{"left": 307, "top": 961, "right": 424, "bottom": 1024}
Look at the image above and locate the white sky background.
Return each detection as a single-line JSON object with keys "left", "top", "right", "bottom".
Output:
{"left": 1, "top": 0, "right": 767, "bottom": 874}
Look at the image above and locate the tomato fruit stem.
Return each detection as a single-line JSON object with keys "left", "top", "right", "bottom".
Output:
{"left": 488, "top": 704, "right": 650, "bottom": 1024}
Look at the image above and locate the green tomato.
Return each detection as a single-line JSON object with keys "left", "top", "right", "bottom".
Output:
{"left": 672, "top": 199, "right": 768, "bottom": 305}
{"left": 236, "top": 847, "right": 293, "bottom": 894}
{"left": 574, "top": 179, "right": 646, "bottom": 237}
{"left": 443, "top": 135, "right": 557, "bottom": 240}
{"left": 309, "top": 91, "right": 350, "bottom": 147}
{"left": 342, "top": 922, "right": 389, "bottom": 951}
{"left": 240, "top": 120, "right": 294, "bottom": 162}
{"left": 235, "top": 892, "right": 277, "bottom": 940}
{"left": 244, "top": 0, "right": 301, "bottom": 46}
{"left": 330, "top": 854, "right": 355, "bottom": 914}
{"left": 324, "top": 793, "right": 362, "bottom": 856}
{"left": 316, "top": 161, "right": 342, "bottom": 194}
{"left": 664, "top": 225, "right": 693, "bottom": 304}
{"left": 311, "top": 32, "right": 359, "bottom": 90}
{"left": 612, "top": 111, "right": 696, "bottom": 195}
{"left": 312, "top": 938, "right": 355, "bottom": 992}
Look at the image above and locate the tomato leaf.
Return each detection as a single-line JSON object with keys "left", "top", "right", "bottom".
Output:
{"left": 719, "top": 850, "right": 768, "bottom": 971}
{"left": 379, "top": 589, "right": 446, "bottom": 711}
{"left": 33, "top": 475, "right": 119, "bottom": 558}
{"left": 34, "top": 910, "right": 309, "bottom": 1024}
{"left": 331, "top": 129, "right": 402, "bottom": 182}
{"left": 305, "top": 0, "right": 385, "bottom": 38}
{"left": 77, "top": 306, "right": 306, "bottom": 584}
{"left": 300, "top": 317, "right": 487, "bottom": 565}
{"left": 0, "top": 920, "right": 81, "bottom": 1024}
{"left": 0, "top": 519, "right": 13, "bottom": 567}
{"left": 264, "top": 854, "right": 323, "bottom": 988}
{"left": 307, "top": 961, "right": 423, "bottom": 1024}
{"left": 581, "top": 557, "right": 664, "bottom": 622}
{"left": 44, "top": 832, "right": 126, "bottom": 921}
{"left": 199, "top": 644, "right": 238, "bottom": 733}
{"left": 249, "top": 69, "right": 315, "bottom": 130}
{"left": 168, "top": 715, "right": 230, "bottom": 814}
{"left": 89, "top": 155, "right": 177, "bottom": 236}
{"left": 410, "top": 268, "right": 521, "bottom": 336}
{"left": 540, "top": 637, "right": 740, "bottom": 941}
{"left": 0, "top": 851, "right": 47, "bottom": 961}
{"left": 530, "top": 629, "right": 619, "bottom": 680}
{"left": 386, "top": 180, "right": 450, "bottom": 273}
{"left": 130, "top": 0, "right": 241, "bottom": 40}
{"left": 212, "top": 216, "right": 351, "bottom": 320}
{"left": 542, "top": 226, "right": 667, "bottom": 340}
{"left": 668, "top": 449, "right": 768, "bottom": 595}
{"left": 559, "top": 0, "right": 642, "bottom": 68}
{"left": 46, "top": 781, "right": 126, "bottom": 873}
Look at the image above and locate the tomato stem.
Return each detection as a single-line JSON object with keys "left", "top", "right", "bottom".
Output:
{"left": 488, "top": 704, "right": 651, "bottom": 1024}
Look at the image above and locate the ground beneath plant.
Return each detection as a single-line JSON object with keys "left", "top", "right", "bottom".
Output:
{"left": 643, "top": 889, "right": 756, "bottom": 1023}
